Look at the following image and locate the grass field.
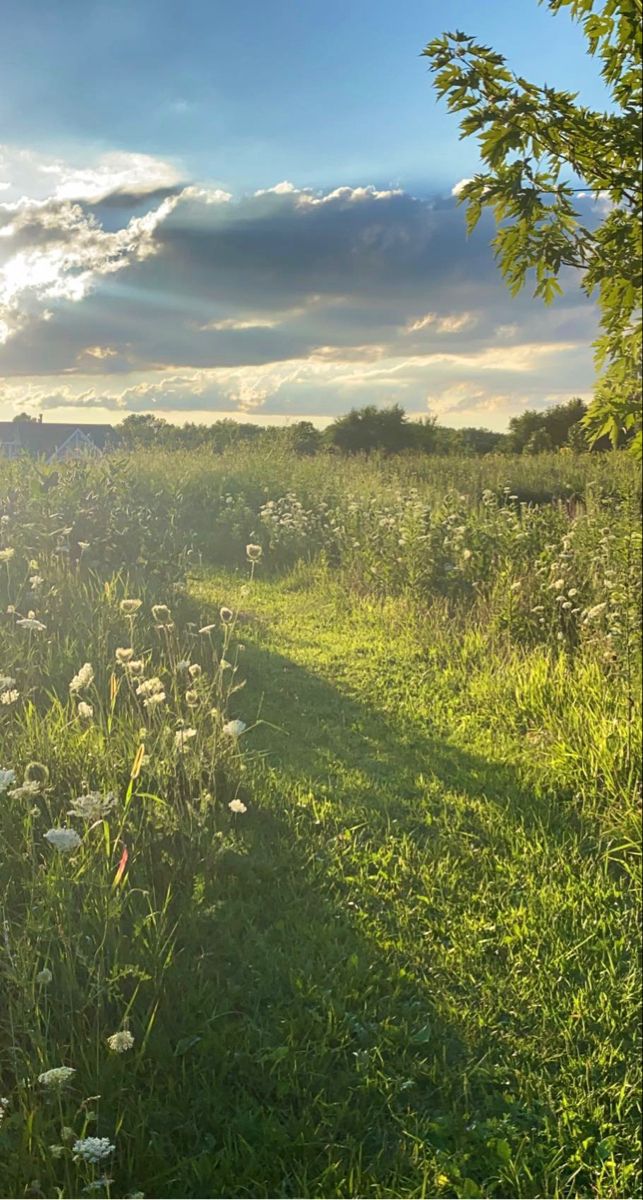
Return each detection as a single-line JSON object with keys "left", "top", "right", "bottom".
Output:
{"left": 0, "top": 450, "right": 640, "bottom": 1198}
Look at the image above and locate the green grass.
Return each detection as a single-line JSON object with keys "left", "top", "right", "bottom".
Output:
{"left": 0, "top": 450, "right": 640, "bottom": 1199}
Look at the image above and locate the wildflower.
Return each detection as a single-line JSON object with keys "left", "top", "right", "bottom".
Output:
{"left": 0, "top": 768, "right": 17, "bottom": 792}
{"left": 25, "top": 761, "right": 49, "bottom": 786}
{"left": 115, "top": 647, "right": 134, "bottom": 663}
{"left": 125, "top": 659, "right": 144, "bottom": 676}
{"left": 49, "top": 1144, "right": 66, "bottom": 1158}
{"left": 120, "top": 599, "right": 142, "bottom": 615}
{"left": 44, "top": 828, "right": 82, "bottom": 853}
{"left": 567, "top": 588, "right": 578, "bottom": 597}
{"left": 151, "top": 604, "right": 172, "bottom": 625}
{"left": 174, "top": 728, "right": 197, "bottom": 752}
{"left": 199, "top": 624, "right": 216, "bottom": 634}
{"left": 136, "top": 677, "right": 163, "bottom": 701}
{"left": 106, "top": 1030, "right": 134, "bottom": 1053}
{"left": 70, "top": 663, "right": 94, "bottom": 693}
{"left": 0, "top": 1097, "right": 9, "bottom": 1126}
{"left": 68, "top": 792, "right": 115, "bottom": 822}
{"left": 551, "top": 578, "right": 566, "bottom": 590}
{"left": 222, "top": 719, "right": 247, "bottom": 738}
{"left": 29, "top": 574, "right": 44, "bottom": 588}
{"left": 220, "top": 606, "right": 233, "bottom": 622}
{"left": 185, "top": 689, "right": 199, "bottom": 706}
{"left": 77, "top": 701, "right": 94, "bottom": 721}
{"left": 16, "top": 615, "right": 46, "bottom": 631}
{"left": 1, "top": 689, "right": 19, "bottom": 704}
{"left": 188, "top": 663, "right": 202, "bottom": 678}
{"left": 462, "top": 548, "right": 472, "bottom": 561}
{"left": 73, "top": 1137, "right": 115, "bottom": 1165}
{"left": 584, "top": 602, "right": 608, "bottom": 621}
{"left": 246, "top": 543, "right": 263, "bottom": 562}
{"left": 38, "top": 1066, "right": 76, "bottom": 1087}
{"left": 176, "top": 659, "right": 190, "bottom": 673}
{"left": 228, "top": 798, "right": 247, "bottom": 814}
{"left": 83, "top": 1177, "right": 114, "bottom": 1194}
{"left": 36, "top": 967, "right": 53, "bottom": 984}
{"left": 143, "top": 691, "right": 165, "bottom": 710}
{"left": 78, "top": 541, "right": 90, "bottom": 551}
{"left": 562, "top": 601, "right": 573, "bottom": 610}
{"left": 8, "top": 780, "right": 42, "bottom": 800}
{"left": 0, "top": 548, "right": 15, "bottom": 562}
{"left": 0, "top": 675, "right": 16, "bottom": 689}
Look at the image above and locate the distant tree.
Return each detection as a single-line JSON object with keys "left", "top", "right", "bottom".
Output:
{"left": 286, "top": 421, "right": 323, "bottom": 456}
{"left": 423, "top": 0, "right": 642, "bottom": 454}
{"left": 12, "top": 412, "right": 39, "bottom": 423}
{"left": 325, "top": 405, "right": 416, "bottom": 454}
{"left": 508, "top": 409, "right": 548, "bottom": 454}
{"left": 118, "top": 414, "right": 169, "bottom": 449}
{"left": 524, "top": 428, "right": 553, "bottom": 454}
{"left": 542, "top": 396, "right": 588, "bottom": 446}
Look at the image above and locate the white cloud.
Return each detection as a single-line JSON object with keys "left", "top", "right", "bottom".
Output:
{"left": 451, "top": 178, "right": 473, "bottom": 197}
{"left": 0, "top": 144, "right": 182, "bottom": 203}
{"left": 406, "top": 311, "right": 477, "bottom": 334}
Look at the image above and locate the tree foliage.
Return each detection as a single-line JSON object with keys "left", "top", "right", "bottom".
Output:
{"left": 423, "top": 0, "right": 642, "bottom": 453}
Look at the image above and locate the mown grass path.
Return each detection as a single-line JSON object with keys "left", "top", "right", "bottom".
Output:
{"left": 182, "top": 567, "right": 640, "bottom": 1200}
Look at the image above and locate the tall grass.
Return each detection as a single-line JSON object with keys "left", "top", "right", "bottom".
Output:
{"left": 0, "top": 447, "right": 640, "bottom": 1197}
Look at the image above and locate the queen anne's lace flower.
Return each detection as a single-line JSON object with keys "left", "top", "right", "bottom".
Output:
{"left": 106, "top": 1030, "right": 135, "bottom": 1053}
{"left": 0, "top": 547, "right": 15, "bottom": 562}
{"left": 36, "top": 967, "right": 53, "bottom": 985}
{"left": 222, "top": 719, "right": 247, "bottom": 738}
{"left": 246, "top": 543, "right": 263, "bottom": 562}
{"left": 229, "top": 798, "right": 247, "bottom": 814}
{"left": 16, "top": 615, "right": 46, "bottom": 631}
{"left": 1, "top": 688, "right": 19, "bottom": 704}
{"left": 68, "top": 792, "right": 115, "bottom": 822}
{"left": 77, "top": 701, "right": 94, "bottom": 721}
{"left": 174, "top": 728, "right": 197, "bottom": 752}
{"left": 151, "top": 604, "right": 172, "bottom": 625}
{"left": 120, "top": 599, "right": 142, "bottom": 614}
{"left": 38, "top": 1066, "right": 76, "bottom": 1087}
{"left": 136, "top": 677, "right": 163, "bottom": 699}
{"left": 0, "top": 768, "right": 16, "bottom": 792}
{"left": 70, "top": 663, "right": 94, "bottom": 693}
{"left": 44, "top": 828, "right": 82, "bottom": 853}
{"left": 73, "top": 1137, "right": 115, "bottom": 1164}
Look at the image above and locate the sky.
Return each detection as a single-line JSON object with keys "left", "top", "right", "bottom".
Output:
{"left": 0, "top": 0, "right": 610, "bottom": 430}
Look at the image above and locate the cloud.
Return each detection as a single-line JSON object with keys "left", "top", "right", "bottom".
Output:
{"left": 0, "top": 157, "right": 601, "bottom": 427}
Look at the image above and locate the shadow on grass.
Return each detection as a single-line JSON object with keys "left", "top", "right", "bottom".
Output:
{"left": 137, "top": 629, "right": 590, "bottom": 1199}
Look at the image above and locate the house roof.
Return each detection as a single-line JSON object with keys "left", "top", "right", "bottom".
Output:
{"left": 0, "top": 422, "right": 116, "bottom": 455}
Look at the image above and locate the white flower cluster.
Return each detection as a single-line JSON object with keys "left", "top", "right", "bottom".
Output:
{"left": 70, "top": 662, "right": 94, "bottom": 693}
{"left": 106, "top": 1030, "right": 135, "bottom": 1053}
{"left": 38, "top": 1066, "right": 76, "bottom": 1087}
{"left": 44, "top": 828, "right": 82, "bottom": 853}
{"left": 73, "top": 1136, "right": 115, "bottom": 1164}
{"left": 68, "top": 792, "right": 116, "bottom": 822}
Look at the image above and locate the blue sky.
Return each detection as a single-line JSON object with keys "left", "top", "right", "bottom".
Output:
{"left": 0, "top": 0, "right": 610, "bottom": 427}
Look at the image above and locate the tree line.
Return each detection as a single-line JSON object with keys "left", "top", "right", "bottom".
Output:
{"left": 109, "top": 396, "right": 612, "bottom": 456}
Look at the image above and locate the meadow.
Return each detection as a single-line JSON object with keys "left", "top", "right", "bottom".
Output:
{"left": 0, "top": 446, "right": 641, "bottom": 1199}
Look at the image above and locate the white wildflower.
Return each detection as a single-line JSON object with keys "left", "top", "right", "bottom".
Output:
{"left": 220, "top": 606, "right": 233, "bottom": 622}
{"left": 120, "top": 599, "right": 142, "bottom": 615}
{"left": 115, "top": 647, "right": 134, "bottom": 663}
{"left": 246, "top": 543, "right": 263, "bottom": 562}
{"left": 143, "top": 691, "right": 165, "bottom": 710}
{"left": 185, "top": 689, "right": 199, "bottom": 706}
{"left": 77, "top": 701, "right": 94, "bottom": 721}
{"left": 228, "top": 798, "right": 247, "bottom": 814}
{"left": 219, "top": 659, "right": 232, "bottom": 671}
{"left": 38, "top": 1066, "right": 76, "bottom": 1087}
{"left": 16, "top": 616, "right": 46, "bottom": 632}
{"left": 0, "top": 768, "right": 17, "bottom": 792}
{"left": 1, "top": 689, "right": 19, "bottom": 705}
{"left": 174, "top": 728, "right": 197, "bottom": 752}
{"left": 198, "top": 624, "right": 216, "bottom": 634}
{"left": 125, "top": 659, "right": 144, "bottom": 676}
{"left": 551, "top": 578, "right": 566, "bottom": 590}
{"left": 188, "top": 663, "right": 202, "bottom": 678}
{"left": 0, "top": 1096, "right": 9, "bottom": 1126}
{"left": 136, "top": 677, "right": 164, "bottom": 699}
{"left": 0, "top": 548, "right": 15, "bottom": 562}
{"left": 44, "top": 828, "right": 82, "bottom": 853}
{"left": 68, "top": 792, "right": 115, "bottom": 822}
{"left": 222, "top": 719, "right": 247, "bottom": 738}
{"left": 29, "top": 574, "right": 44, "bottom": 589}
{"left": 106, "top": 1030, "right": 134, "bottom": 1053}
{"left": 584, "top": 602, "right": 608, "bottom": 621}
{"left": 49, "top": 1144, "right": 66, "bottom": 1158}
{"left": 151, "top": 604, "right": 172, "bottom": 625}
{"left": 36, "top": 967, "right": 53, "bottom": 985}
{"left": 8, "top": 780, "right": 42, "bottom": 800}
{"left": 0, "top": 675, "right": 16, "bottom": 689}
{"left": 70, "top": 663, "right": 94, "bottom": 693}
{"left": 73, "top": 1137, "right": 115, "bottom": 1164}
